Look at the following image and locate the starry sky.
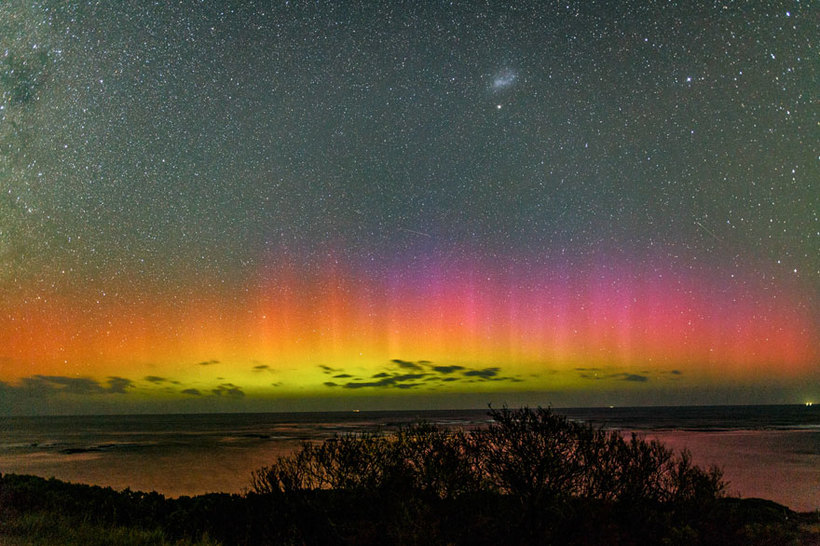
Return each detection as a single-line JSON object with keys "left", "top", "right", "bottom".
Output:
{"left": 1, "top": 1, "right": 816, "bottom": 414}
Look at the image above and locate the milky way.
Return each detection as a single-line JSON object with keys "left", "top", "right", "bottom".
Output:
{"left": 0, "top": 1, "right": 816, "bottom": 413}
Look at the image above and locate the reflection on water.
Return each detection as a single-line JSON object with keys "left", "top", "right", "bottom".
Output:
{"left": 1, "top": 407, "right": 817, "bottom": 511}
{"left": 644, "top": 430, "right": 819, "bottom": 512}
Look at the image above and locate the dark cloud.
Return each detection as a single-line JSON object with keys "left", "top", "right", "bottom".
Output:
{"left": 670, "top": 370, "right": 683, "bottom": 375}
{"left": 391, "top": 359, "right": 423, "bottom": 370}
{"left": 617, "top": 374, "right": 649, "bottom": 383}
{"left": 576, "top": 370, "right": 650, "bottom": 383}
{"left": 106, "top": 377, "right": 134, "bottom": 394}
{"left": 20, "top": 375, "right": 104, "bottom": 395}
{"left": 144, "top": 375, "right": 167, "bottom": 383}
{"left": 463, "top": 368, "right": 500, "bottom": 379}
{"left": 319, "top": 365, "right": 342, "bottom": 374}
{"left": 180, "top": 388, "right": 201, "bottom": 396}
{"left": 343, "top": 378, "right": 395, "bottom": 389}
{"left": 394, "top": 373, "right": 427, "bottom": 382}
{"left": 432, "top": 365, "right": 465, "bottom": 374}
{"left": 320, "top": 359, "right": 524, "bottom": 390}
{"left": 341, "top": 377, "right": 423, "bottom": 390}
{"left": 15, "top": 375, "right": 134, "bottom": 396}
{"left": 340, "top": 382, "right": 369, "bottom": 389}
{"left": 341, "top": 370, "right": 434, "bottom": 389}
{"left": 322, "top": 361, "right": 524, "bottom": 389}
{"left": 212, "top": 383, "right": 245, "bottom": 397}
{"left": 197, "top": 359, "right": 220, "bottom": 366}
{"left": 252, "top": 365, "right": 270, "bottom": 371}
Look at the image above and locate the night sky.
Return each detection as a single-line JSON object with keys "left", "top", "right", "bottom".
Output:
{"left": 1, "top": 1, "right": 816, "bottom": 414}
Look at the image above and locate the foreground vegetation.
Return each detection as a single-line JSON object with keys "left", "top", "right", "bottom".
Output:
{"left": 1, "top": 407, "right": 817, "bottom": 545}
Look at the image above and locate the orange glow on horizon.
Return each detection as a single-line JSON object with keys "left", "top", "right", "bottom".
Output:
{"left": 0, "top": 257, "right": 816, "bottom": 392}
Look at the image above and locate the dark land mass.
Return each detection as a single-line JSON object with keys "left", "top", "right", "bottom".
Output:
{"left": 1, "top": 407, "right": 817, "bottom": 545}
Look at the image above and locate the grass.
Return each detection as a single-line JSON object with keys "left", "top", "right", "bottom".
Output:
{"left": 0, "top": 511, "right": 217, "bottom": 545}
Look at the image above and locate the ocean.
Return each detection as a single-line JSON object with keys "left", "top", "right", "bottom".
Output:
{"left": 1, "top": 405, "right": 818, "bottom": 512}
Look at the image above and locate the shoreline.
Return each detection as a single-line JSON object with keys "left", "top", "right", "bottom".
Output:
{"left": 3, "top": 407, "right": 818, "bottom": 543}
{"left": 3, "top": 406, "right": 818, "bottom": 512}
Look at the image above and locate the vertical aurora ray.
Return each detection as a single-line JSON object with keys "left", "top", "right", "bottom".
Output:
{"left": 4, "top": 252, "right": 812, "bottom": 393}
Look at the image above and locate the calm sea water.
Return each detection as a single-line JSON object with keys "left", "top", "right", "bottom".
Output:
{"left": 1, "top": 406, "right": 818, "bottom": 512}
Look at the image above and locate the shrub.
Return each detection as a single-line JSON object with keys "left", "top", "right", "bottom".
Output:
{"left": 474, "top": 406, "right": 590, "bottom": 503}
{"left": 251, "top": 406, "right": 726, "bottom": 507}
{"left": 247, "top": 407, "right": 728, "bottom": 544}
{"left": 251, "top": 423, "right": 481, "bottom": 500}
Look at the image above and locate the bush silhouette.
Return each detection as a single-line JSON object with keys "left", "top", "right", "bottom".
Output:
{"left": 251, "top": 423, "right": 481, "bottom": 500}
{"left": 7, "top": 408, "right": 817, "bottom": 545}
{"left": 248, "top": 407, "right": 730, "bottom": 543}
{"left": 251, "top": 406, "right": 725, "bottom": 506}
